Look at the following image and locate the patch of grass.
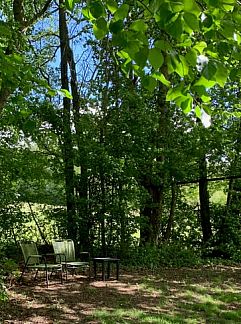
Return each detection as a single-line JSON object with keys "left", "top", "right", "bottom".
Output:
{"left": 92, "top": 308, "right": 186, "bottom": 323}
{"left": 2, "top": 267, "right": 241, "bottom": 323}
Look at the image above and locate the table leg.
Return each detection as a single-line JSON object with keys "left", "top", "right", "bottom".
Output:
{"left": 94, "top": 260, "right": 97, "bottom": 279}
{"left": 107, "top": 261, "right": 110, "bottom": 279}
{"left": 102, "top": 261, "right": 105, "bottom": 281}
{"left": 116, "top": 260, "right": 119, "bottom": 280}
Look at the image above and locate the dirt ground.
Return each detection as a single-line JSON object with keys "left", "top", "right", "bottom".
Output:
{"left": 1, "top": 265, "right": 241, "bottom": 323}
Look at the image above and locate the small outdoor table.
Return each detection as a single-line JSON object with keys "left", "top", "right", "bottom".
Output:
{"left": 93, "top": 257, "right": 120, "bottom": 281}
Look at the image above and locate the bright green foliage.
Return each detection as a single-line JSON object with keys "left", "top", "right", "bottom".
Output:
{"left": 80, "top": 0, "right": 241, "bottom": 118}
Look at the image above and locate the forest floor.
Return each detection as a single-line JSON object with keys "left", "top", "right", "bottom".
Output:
{"left": 1, "top": 265, "right": 241, "bottom": 323}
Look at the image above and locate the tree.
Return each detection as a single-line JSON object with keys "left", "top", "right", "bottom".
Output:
{"left": 0, "top": 0, "right": 54, "bottom": 113}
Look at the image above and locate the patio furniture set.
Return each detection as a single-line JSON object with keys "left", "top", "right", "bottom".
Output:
{"left": 19, "top": 240, "right": 120, "bottom": 287}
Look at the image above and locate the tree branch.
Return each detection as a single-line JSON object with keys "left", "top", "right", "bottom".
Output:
{"left": 177, "top": 175, "right": 241, "bottom": 186}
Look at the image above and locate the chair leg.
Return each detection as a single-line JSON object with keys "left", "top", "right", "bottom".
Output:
{"left": 19, "top": 264, "right": 28, "bottom": 283}
{"left": 34, "top": 269, "right": 39, "bottom": 281}
{"left": 45, "top": 267, "right": 49, "bottom": 288}
{"left": 65, "top": 265, "right": 68, "bottom": 281}
{"left": 60, "top": 267, "right": 63, "bottom": 284}
{"left": 49, "top": 270, "right": 54, "bottom": 279}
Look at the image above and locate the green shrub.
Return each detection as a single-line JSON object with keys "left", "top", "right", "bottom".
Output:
{"left": 0, "top": 276, "right": 8, "bottom": 302}
{"left": 0, "top": 258, "right": 20, "bottom": 302}
{"left": 123, "top": 243, "right": 202, "bottom": 269}
{"left": 158, "top": 243, "right": 202, "bottom": 267}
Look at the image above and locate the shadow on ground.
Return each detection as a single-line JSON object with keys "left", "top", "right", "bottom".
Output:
{"left": 1, "top": 265, "right": 241, "bottom": 323}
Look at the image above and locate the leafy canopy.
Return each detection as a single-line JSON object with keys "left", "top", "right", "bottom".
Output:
{"left": 78, "top": 0, "right": 240, "bottom": 117}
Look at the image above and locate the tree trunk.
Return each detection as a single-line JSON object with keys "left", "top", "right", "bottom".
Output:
{"left": 139, "top": 86, "right": 167, "bottom": 246}
{"left": 59, "top": 0, "right": 77, "bottom": 240}
{"left": 139, "top": 181, "right": 164, "bottom": 246}
{"left": 226, "top": 120, "right": 241, "bottom": 211}
{"left": 66, "top": 27, "right": 89, "bottom": 250}
{"left": 163, "top": 179, "right": 177, "bottom": 241}
{"left": 99, "top": 162, "right": 106, "bottom": 256}
{"left": 199, "top": 155, "right": 212, "bottom": 242}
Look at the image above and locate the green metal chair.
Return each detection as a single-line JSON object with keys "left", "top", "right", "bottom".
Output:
{"left": 52, "top": 239, "right": 90, "bottom": 279}
{"left": 19, "top": 242, "right": 63, "bottom": 287}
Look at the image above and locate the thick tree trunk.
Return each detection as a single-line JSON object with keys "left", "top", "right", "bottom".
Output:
{"left": 139, "top": 86, "right": 167, "bottom": 246}
{"left": 59, "top": 0, "right": 77, "bottom": 240}
{"left": 199, "top": 155, "right": 212, "bottom": 242}
{"left": 139, "top": 182, "right": 164, "bottom": 246}
{"left": 140, "top": 205, "right": 152, "bottom": 246}
{"left": 66, "top": 31, "right": 89, "bottom": 250}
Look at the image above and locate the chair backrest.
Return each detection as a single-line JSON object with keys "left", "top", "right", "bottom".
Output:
{"left": 52, "top": 239, "right": 76, "bottom": 262}
{"left": 64, "top": 239, "right": 75, "bottom": 262}
{"left": 20, "top": 242, "right": 40, "bottom": 265}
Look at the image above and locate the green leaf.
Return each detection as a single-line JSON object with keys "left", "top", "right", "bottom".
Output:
{"left": 130, "top": 20, "right": 148, "bottom": 32}
{"left": 208, "top": 0, "right": 220, "bottom": 6}
{"left": 89, "top": 1, "right": 106, "bottom": 18}
{"left": 217, "top": 41, "right": 230, "bottom": 56}
{"left": 112, "top": 30, "right": 128, "bottom": 47}
{"left": 58, "top": 89, "right": 73, "bottom": 99}
{"left": 221, "top": 20, "right": 235, "bottom": 39}
{"left": 65, "top": 0, "right": 75, "bottom": 11}
{"left": 142, "top": 76, "right": 157, "bottom": 92}
{"left": 195, "top": 105, "right": 202, "bottom": 119}
{"left": 170, "top": 1, "right": 184, "bottom": 12}
{"left": 202, "top": 14, "right": 213, "bottom": 28}
{"left": 183, "top": 0, "right": 201, "bottom": 16}
{"left": 155, "top": 39, "right": 172, "bottom": 51}
{"left": 151, "top": 72, "right": 171, "bottom": 87}
{"left": 185, "top": 49, "right": 197, "bottom": 66}
{"left": 202, "top": 61, "right": 217, "bottom": 80}
{"left": 177, "top": 36, "right": 192, "bottom": 47}
{"left": 221, "top": 0, "right": 235, "bottom": 11}
{"left": 109, "top": 20, "right": 123, "bottom": 33}
{"left": 149, "top": 0, "right": 162, "bottom": 13}
{"left": 183, "top": 12, "right": 199, "bottom": 32}
{"left": 166, "top": 14, "right": 183, "bottom": 39}
{"left": 167, "top": 53, "right": 189, "bottom": 77}
{"left": 125, "top": 40, "right": 140, "bottom": 55}
{"left": 202, "top": 104, "right": 212, "bottom": 116}
{"left": 82, "top": 7, "right": 94, "bottom": 20}
{"left": 114, "top": 4, "right": 129, "bottom": 20}
{"left": 117, "top": 50, "right": 132, "bottom": 66}
{"left": 134, "top": 46, "right": 149, "bottom": 68}
{"left": 47, "top": 88, "right": 57, "bottom": 97}
{"left": 178, "top": 55, "right": 189, "bottom": 76}
{"left": 193, "top": 41, "right": 207, "bottom": 54}
{"left": 181, "top": 96, "right": 193, "bottom": 114}
{"left": 166, "top": 85, "right": 184, "bottom": 101}
{"left": 194, "top": 76, "right": 216, "bottom": 88}
{"left": 148, "top": 48, "right": 164, "bottom": 70}
{"left": 106, "top": 0, "right": 118, "bottom": 13}
{"left": 93, "top": 17, "right": 108, "bottom": 39}
{"left": 192, "top": 85, "right": 211, "bottom": 102}
{"left": 215, "top": 62, "right": 228, "bottom": 87}
{"left": 175, "top": 95, "right": 189, "bottom": 107}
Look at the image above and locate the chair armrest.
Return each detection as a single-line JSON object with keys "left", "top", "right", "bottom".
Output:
{"left": 43, "top": 253, "right": 66, "bottom": 263}
{"left": 29, "top": 254, "right": 42, "bottom": 258}
{"left": 26, "top": 254, "right": 45, "bottom": 266}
